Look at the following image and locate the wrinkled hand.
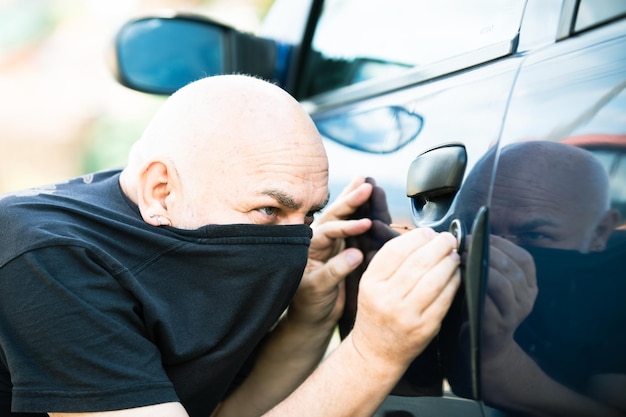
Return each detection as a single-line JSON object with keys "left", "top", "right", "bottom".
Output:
{"left": 482, "top": 236, "right": 538, "bottom": 355}
{"left": 289, "top": 177, "right": 375, "bottom": 327}
{"left": 350, "top": 228, "right": 461, "bottom": 368}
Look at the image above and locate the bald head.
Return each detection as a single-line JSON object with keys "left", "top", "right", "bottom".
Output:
{"left": 498, "top": 141, "right": 610, "bottom": 212}
{"left": 120, "top": 75, "right": 329, "bottom": 229}
{"left": 457, "top": 140, "right": 618, "bottom": 252}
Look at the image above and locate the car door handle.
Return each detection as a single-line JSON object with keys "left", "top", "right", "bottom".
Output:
{"left": 407, "top": 144, "right": 467, "bottom": 224}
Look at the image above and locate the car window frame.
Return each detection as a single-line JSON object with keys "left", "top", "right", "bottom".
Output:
{"left": 298, "top": 0, "right": 528, "bottom": 111}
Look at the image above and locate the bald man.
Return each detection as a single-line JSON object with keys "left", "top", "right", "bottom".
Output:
{"left": 0, "top": 75, "right": 460, "bottom": 417}
{"left": 451, "top": 141, "right": 624, "bottom": 416}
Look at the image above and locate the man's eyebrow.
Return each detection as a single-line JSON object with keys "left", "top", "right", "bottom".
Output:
{"left": 263, "top": 190, "right": 330, "bottom": 213}
{"left": 264, "top": 190, "right": 301, "bottom": 210}
{"left": 312, "top": 193, "right": 330, "bottom": 213}
{"left": 510, "top": 218, "right": 558, "bottom": 233}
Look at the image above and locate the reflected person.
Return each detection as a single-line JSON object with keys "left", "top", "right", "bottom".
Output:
{"left": 451, "top": 140, "right": 624, "bottom": 416}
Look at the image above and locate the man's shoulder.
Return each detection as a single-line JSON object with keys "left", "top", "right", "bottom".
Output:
{"left": 0, "top": 170, "right": 130, "bottom": 265}
{"left": 0, "top": 169, "right": 122, "bottom": 209}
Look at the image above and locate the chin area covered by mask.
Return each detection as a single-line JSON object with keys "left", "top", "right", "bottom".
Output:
{"left": 513, "top": 234, "right": 626, "bottom": 394}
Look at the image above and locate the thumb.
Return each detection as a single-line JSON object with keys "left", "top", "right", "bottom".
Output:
{"left": 321, "top": 248, "right": 364, "bottom": 286}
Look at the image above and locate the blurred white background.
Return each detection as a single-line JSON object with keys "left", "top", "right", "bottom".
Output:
{"left": 0, "top": 0, "right": 271, "bottom": 193}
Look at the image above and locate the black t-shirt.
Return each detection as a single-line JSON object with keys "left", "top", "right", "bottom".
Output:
{"left": 0, "top": 170, "right": 312, "bottom": 415}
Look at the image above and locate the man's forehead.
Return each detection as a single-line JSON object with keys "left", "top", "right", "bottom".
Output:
{"left": 491, "top": 205, "right": 563, "bottom": 230}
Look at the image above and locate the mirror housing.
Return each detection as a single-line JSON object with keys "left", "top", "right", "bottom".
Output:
{"left": 407, "top": 144, "right": 467, "bottom": 225}
{"left": 110, "top": 13, "right": 291, "bottom": 95}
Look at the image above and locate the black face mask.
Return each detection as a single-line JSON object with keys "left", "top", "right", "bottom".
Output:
{"left": 127, "top": 223, "right": 314, "bottom": 412}
{"left": 138, "top": 223, "right": 313, "bottom": 340}
{"left": 514, "top": 236, "right": 626, "bottom": 392}
{"left": 518, "top": 239, "right": 624, "bottom": 335}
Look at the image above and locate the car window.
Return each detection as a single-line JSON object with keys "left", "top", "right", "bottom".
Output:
{"left": 575, "top": 0, "right": 626, "bottom": 32}
{"left": 302, "top": 0, "right": 526, "bottom": 97}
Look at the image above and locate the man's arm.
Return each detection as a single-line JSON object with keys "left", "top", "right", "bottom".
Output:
{"left": 261, "top": 228, "right": 460, "bottom": 417}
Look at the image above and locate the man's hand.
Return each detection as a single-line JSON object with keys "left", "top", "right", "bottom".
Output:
{"left": 482, "top": 236, "right": 537, "bottom": 356}
{"left": 308, "top": 176, "right": 375, "bottom": 263}
{"left": 289, "top": 177, "right": 375, "bottom": 327}
{"left": 349, "top": 228, "right": 461, "bottom": 368}
{"left": 259, "top": 227, "right": 461, "bottom": 417}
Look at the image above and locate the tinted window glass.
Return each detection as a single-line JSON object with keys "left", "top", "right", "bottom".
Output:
{"left": 575, "top": 0, "right": 626, "bottom": 32}
{"left": 304, "top": 0, "right": 526, "bottom": 97}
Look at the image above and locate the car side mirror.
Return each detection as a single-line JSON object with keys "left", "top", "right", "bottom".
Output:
{"left": 110, "top": 13, "right": 289, "bottom": 95}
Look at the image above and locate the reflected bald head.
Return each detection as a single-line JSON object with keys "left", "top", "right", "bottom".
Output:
{"left": 459, "top": 140, "right": 610, "bottom": 215}
{"left": 498, "top": 141, "right": 610, "bottom": 213}
{"left": 457, "top": 140, "right": 617, "bottom": 251}
{"left": 121, "top": 75, "right": 329, "bottom": 228}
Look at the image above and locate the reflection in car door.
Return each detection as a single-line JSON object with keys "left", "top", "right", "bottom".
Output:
{"left": 447, "top": 17, "right": 626, "bottom": 416}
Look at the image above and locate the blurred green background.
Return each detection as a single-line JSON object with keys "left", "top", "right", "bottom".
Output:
{"left": 0, "top": 0, "right": 272, "bottom": 193}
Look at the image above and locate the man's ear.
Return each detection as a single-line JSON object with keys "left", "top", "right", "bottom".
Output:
{"left": 591, "top": 209, "right": 621, "bottom": 251}
{"left": 137, "top": 161, "right": 175, "bottom": 226}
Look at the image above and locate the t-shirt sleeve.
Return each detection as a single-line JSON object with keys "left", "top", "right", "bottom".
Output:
{"left": 0, "top": 245, "right": 179, "bottom": 413}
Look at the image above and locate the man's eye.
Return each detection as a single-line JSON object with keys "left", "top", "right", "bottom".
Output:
{"left": 522, "top": 231, "right": 547, "bottom": 240}
{"left": 260, "top": 207, "right": 277, "bottom": 216}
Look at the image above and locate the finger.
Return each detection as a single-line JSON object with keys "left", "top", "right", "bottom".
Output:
{"left": 421, "top": 265, "right": 461, "bottom": 325}
{"left": 311, "top": 218, "right": 373, "bottom": 248}
{"left": 336, "top": 176, "right": 367, "bottom": 200}
{"left": 488, "top": 238, "right": 536, "bottom": 307}
{"left": 496, "top": 237, "right": 537, "bottom": 290}
{"left": 309, "top": 248, "right": 364, "bottom": 289}
{"left": 486, "top": 267, "right": 514, "bottom": 317}
{"left": 390, "top": 231, "right": 459, "bottom": 291}
{"left": 362, "top": 228, "right": 439, "bottom": 282}
{"left": 490, "top": 236, "right": 536, "bottom": 285}
{"left": 407, "top": 249, "right": 461, "bottom": 313}
{"left": 400, "top": 266, "right": 461, "bottom": 349}
{"left": 345, "top": 220, "right": 399, "bottom": 265}
{"left": 318, "top": 181, "right": 373, "bottom": 222}
{"left": 486, "top": 242, "right": 522, "bottom": 317}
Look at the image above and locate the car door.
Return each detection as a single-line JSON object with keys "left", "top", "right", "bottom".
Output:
{"left": 471, "top": 17, "right": 626, "bottom": 417}
{"left": 432, "top": 5, "right": 626, "bottom": 416}
{"left": 375, "top": 2, "right": 626, "bottom": 416}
